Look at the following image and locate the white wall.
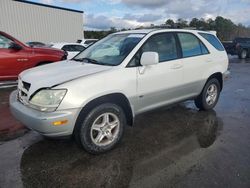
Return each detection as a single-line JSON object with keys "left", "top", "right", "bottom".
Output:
{"left": 0, "top": 0, "right": 84, "bottom": 43}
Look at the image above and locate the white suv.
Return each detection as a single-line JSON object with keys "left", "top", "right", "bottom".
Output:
{"left": 10, "top": 29, "right": 229, "bottom": 154}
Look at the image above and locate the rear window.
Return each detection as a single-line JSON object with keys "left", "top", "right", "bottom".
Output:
{"left": 199, "top": 33, "right": 225, "bottom": 51}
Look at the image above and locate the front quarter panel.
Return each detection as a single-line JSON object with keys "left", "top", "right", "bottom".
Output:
{"left": 56, "top": 67, "right": 137, "bottom": 112}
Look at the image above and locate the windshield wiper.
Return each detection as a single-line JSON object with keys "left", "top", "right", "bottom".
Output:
{"left": 72, "top": 57, "right": 98, "bottom": 63}
{"left": 72, "top": 57, "right": 114, "bottom": 66}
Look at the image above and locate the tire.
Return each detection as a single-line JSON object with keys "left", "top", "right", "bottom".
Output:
{"left": 74, "top": 103, "right": 125, "bottom": 154}
{"left": 195, "top": 78, "right": 221, "bottom": 111}
{"left": 238, "top": 49, "right": 247, "bottom": 59}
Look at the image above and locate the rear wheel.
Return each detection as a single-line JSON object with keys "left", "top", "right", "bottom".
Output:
{"left": 238, "top": 49, "right": 247, "bottom": 59}
{"left": 195, "top": 78, "right": 221, "bottom": 110}
{"left": 74, "top": 103, "right": 125, "bottom": 154}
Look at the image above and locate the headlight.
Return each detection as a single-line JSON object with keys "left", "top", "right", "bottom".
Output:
{"left": 29, "top": 89, "right": 67, "bottom": 112}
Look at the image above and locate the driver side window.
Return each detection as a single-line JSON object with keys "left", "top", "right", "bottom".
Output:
{"left": 0, "top": 34, "right": 13, "bottom": 49}
{"left": 128, "top": 32, "right": 178, "bottom": 67}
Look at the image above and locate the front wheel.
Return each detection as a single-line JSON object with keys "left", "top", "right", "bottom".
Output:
{"left": 74, "top": 103, "right": 125, "bottom": 154}
{"left": 195, "top": 78, "right": 221, "bottom": 110}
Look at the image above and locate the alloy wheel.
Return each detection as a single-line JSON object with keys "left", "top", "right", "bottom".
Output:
{"left": 90, "top": 112, "right": 120, "bottom": 146}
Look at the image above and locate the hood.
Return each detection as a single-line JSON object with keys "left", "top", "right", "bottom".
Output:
{"left": 20, "top": 60, "right": 112, "bottom": 97}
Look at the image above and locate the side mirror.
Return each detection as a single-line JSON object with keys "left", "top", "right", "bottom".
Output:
{"left": 8, "top": 42, "right": 22, "bottom": 50}
{"left": 140, "top": 52, "right": 159, "bottom": 66}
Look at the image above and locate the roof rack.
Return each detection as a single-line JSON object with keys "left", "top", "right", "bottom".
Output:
{"left": 140, "top": 25, "right": 201, "bottom": 30}
{"left": 144, "top": 24, "right": 172, "bottom": 29}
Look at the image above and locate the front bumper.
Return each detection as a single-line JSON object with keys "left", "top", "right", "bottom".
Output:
{"left": 9, "top": 90, "right": 80, "bottom": 137}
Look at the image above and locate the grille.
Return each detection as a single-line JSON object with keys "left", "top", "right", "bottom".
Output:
{"left": 17, "top": 80, "right": 31, "bottom": 105}
{"left": 22, "top": 81, "right": 31, "bottom": 91}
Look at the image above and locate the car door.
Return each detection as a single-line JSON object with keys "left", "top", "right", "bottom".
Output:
{"left": 0, "top": 34, "right": 28, "bottom": 81}
{"left": 132, "top": 32, "right": 184, "bottom": 113}
{"left": 177, "top": 32, "right": 210, "bottom": 97}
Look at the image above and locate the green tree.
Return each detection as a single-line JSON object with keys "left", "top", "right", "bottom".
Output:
{"left": 165, "top": 19, "right": 175, "bottom": 28}
{"left": 207, "top": 18, "right": 216, "bottom": 30}
{"left": 189, "top": 18, "right": 199, "bottom": 28}
{"left": 176, "top": 18, "right": 188, "bottom": 28}
{"left": 214, "top": 16, "right": 236, "bottom": 40}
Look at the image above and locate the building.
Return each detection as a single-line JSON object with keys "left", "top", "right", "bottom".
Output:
{"left": 0, "top": 0, "right": 84, "bottom": 43}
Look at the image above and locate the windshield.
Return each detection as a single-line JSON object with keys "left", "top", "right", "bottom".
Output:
{"left": 73, "top": 33, "right": 145, "bottom": 66}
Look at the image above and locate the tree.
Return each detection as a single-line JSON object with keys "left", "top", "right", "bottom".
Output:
{"left": 85, "top": 16, "right": 250, "bottom": 41}
{"left": 214, "top": 16, "right": 236, "bottom": 40}
{"left": 207, "top": 18, "right": 216, "bottom": 30}
{"left": 109, "top": 27, "right": 117, "bottom": 33}
{"left": 165, "top": 19, "right": 175, "bottom": 28}
{"left": 176, "top": 18, "right": 188, "bottom": 28}
{"left": 190, "top": 18, "right": 199, "bottom": 28}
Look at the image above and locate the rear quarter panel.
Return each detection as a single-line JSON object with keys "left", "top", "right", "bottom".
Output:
{"left": 196, "top": 33, "right": 229, "bottom": 79}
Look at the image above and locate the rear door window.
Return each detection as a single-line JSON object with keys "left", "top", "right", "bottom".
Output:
{"left": 200, "top": 42, "right": 209, "bottom": 54}
{"left": 178, "top": 33, "right": 208, "bottom": 58}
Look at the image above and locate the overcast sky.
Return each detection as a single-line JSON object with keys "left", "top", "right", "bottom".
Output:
{"left": 32, "top": 0, "right": 250, "bottom": 30}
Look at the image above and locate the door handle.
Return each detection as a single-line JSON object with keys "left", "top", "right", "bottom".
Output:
{"left": 171, "top": 64, "right": 183, "bottom": 69}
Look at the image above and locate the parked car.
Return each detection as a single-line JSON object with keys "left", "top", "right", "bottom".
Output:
{"left": 222, "top": 37, "right": 250, "bottom": 59}
{"left": 51, "top": 43, "right": 86, "bottom": 59}
{"left": 10, "top": 29, "right": 229, "bottom": 154}
{"left": 0, "top": 31, "right": 67, "bottom": 83}
{"left": 77, "top": 39, "right": 98, "bottom": 47}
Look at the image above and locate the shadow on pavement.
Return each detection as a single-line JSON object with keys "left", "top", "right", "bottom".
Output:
{"left": 20, "top": 104, "right": 223, "bottom": 188}
{"left": 0, "top": 88, "right": 28, "bottom": 141}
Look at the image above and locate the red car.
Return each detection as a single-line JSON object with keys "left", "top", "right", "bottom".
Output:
{"left": 0, "top": 31, "right": 67, "bottom": 83}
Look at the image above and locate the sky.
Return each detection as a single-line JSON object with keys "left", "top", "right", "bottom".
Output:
{"left": 30, "top": 0, "right": 250, "bottom": 30}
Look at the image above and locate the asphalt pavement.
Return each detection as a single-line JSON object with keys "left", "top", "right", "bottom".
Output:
{"left": 0, "top": 56, "right": 249, "bottom": 188}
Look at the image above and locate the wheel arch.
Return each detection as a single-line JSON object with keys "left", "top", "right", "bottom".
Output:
{"left": 75, "top": 93, "right": 134, "bottom": 127}
{"left": 36, "top": 61, "right": 53, "bottom": 66}
{"left": 206, "top": 72, "right": 223, "bottom": 91}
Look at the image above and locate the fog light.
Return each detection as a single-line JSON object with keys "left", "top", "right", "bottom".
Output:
{"left": 53, "top": 120, "right": 68, "bottom": 126}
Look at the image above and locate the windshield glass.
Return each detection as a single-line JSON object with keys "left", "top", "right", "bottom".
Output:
{"left": 73, "top": 33, "right": 145, "bottom": 66}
